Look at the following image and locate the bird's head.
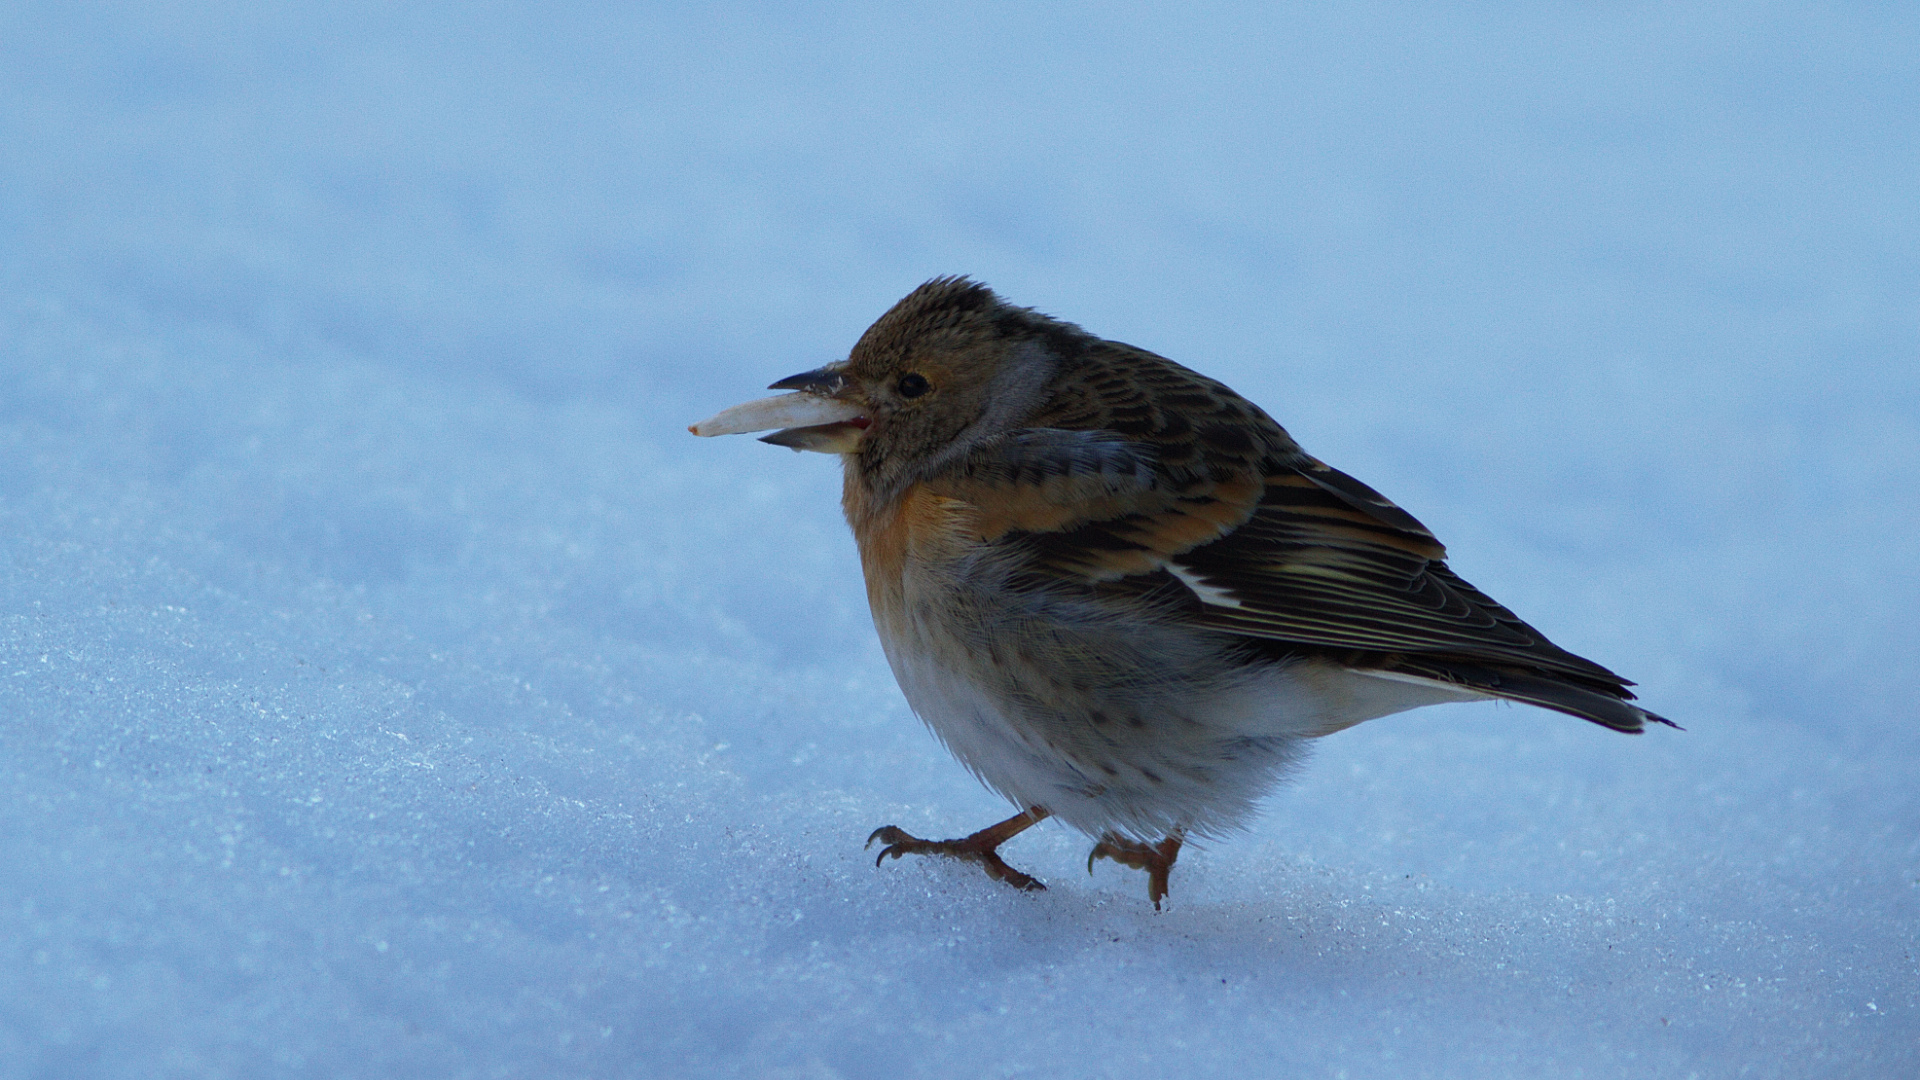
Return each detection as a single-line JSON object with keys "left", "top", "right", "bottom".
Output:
{"left": 690, "top": 277, "right": 1085, "bottom": 500}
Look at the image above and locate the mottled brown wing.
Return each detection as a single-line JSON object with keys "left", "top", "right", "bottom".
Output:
{"left": 926, "top": 342, "right": 1281, "bottom": 572}
{"left": 979, "top": 341, "right": 1650, "bottom": 709}
{"left": 1172, "top": 459, "right": 1631, "bottom": 689}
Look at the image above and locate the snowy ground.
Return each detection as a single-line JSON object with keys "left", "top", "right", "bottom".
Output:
{"left": 2, "top": 3, "right": 1916, "bottom": 1077}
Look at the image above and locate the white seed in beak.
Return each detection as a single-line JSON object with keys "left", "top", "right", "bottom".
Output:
{"left": 688, "top": 393, "right": 867, "bottom": 437}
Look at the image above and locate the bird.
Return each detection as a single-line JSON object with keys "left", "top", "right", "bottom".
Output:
{"left": 690, "top": 276, "right": 1674, "bottom": 909}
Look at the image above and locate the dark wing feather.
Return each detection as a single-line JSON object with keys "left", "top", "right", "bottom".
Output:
{"left": 984, "top": 341, "right": 1672, "bottom": 733}
{"left": 1177, "top": 463, "right": 1626, "bottom": 686}
{"left": 1181, "top": 468, "right": 1673, "bottom": 732}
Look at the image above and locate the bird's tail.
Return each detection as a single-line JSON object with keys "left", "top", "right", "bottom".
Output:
{"left": 1367, "top": 660, "right": 1680, "bottom": 734}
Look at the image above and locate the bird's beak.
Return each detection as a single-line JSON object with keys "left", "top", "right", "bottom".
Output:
{"left": 687, "top": 365, "right": 871, "bottom": 454}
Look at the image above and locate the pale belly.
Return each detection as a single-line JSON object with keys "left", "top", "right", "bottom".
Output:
{"left": 871, "top": 563, "right": 1477, "bottom": 841}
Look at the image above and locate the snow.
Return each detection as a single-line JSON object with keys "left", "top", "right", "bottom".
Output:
{"left": 2, "top": 2, "right": 1916, "bottom": 1076}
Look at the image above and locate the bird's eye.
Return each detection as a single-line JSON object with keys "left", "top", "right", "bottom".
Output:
{"left": 896, "top": 373, "right": 931, "bottom": 399}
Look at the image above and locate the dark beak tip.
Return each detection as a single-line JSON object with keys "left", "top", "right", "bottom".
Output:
{"left": 767, "top": 366, "right": 844, "bottom": 393}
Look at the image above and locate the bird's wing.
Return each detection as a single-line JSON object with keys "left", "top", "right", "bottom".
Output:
{"left": 935, "top": 343, "right": 1647, "bottom": 712}
{"left": 926, "top": 425, "right": 1265, "bottom": 566}
{"left": 1168, "top": 454, "right": 1629, "bottom": 688}
{"left": 927, "top": 343, "right": 1282, "bottom": 573}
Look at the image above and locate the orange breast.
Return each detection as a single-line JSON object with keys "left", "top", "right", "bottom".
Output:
{"left": 847, "top": 479, "right": 979, "bottom": 623}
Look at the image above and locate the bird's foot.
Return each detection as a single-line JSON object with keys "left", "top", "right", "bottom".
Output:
{"left": 1088, "top": 833, "right": 1184, "bottom": 910}
{"left": 866, "top": 807, "right": 1050, "bottom": 892}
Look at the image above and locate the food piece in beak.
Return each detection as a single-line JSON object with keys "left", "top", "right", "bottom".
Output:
{"left": 687, "top": 391, "right": 867, "bottom": 438}
{"left": 688, "top": 377, "right": 871, "bottom": 453}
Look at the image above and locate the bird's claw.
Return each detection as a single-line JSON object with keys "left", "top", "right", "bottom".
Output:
{"left": 863, "top": 812, "right": 1048, "bottom": 892}
{"left": 1087, "top": 834, "right": 1184, "bottom": 910}
{"left": 866, "top": 825, "right": 931, "bottom": 867}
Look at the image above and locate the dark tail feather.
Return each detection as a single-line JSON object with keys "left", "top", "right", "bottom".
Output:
{"left": 1471, "top": 670, "right": 1680, "bottom": 734}
{"left": 1381, "top": 660, "right": 1681, "bottom": 734}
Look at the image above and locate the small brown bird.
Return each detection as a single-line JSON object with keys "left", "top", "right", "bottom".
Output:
{"left": 692, "top": 277, "right": 1672, "bottom": 908}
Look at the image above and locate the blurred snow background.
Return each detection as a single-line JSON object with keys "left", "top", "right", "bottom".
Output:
{"left": 2, "top": 1, "right": 1915, "bottom": 1076}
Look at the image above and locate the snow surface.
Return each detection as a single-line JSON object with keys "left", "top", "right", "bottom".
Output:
{"left": 3, "top": 3, "right": 1916, "bottom": 1076}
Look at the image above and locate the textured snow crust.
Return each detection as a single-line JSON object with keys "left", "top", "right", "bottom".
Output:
{"left": 1, "top": 4, "right": 1915, "bottom": 1077}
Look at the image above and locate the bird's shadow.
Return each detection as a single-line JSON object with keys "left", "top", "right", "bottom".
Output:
{"left": 759, "top": 829, "right": 1621, "bottom": 1013}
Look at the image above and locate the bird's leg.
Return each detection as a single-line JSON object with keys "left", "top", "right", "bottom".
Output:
{"left": 1087, "top": 833, "right": 1184, "bottom": 910}
{"left": 866, "top": 807, "right": 1051, "bottom": 892}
